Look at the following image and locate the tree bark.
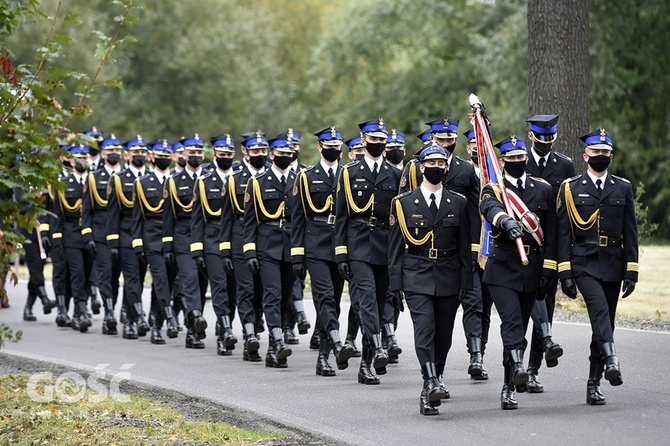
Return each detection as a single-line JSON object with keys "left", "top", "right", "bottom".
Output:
{"left": 527, "top": 0, "right": 590, "bottom": 163}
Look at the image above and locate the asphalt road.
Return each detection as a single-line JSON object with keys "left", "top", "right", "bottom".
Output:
{"left": 2, "top": 280, "right": 670, "bottom": 446}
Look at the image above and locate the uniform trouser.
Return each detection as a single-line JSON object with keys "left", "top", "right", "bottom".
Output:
{"left": 479, "top": 269, "right": 494, "bottom": 348}
{"left": 175, "top": 252, "right": 207, "bottom": 315}
{"left": 205, "top": 252, "right": 231, "bottom": 319}
{"left": 226, "top": 271, "right": 237, "bottom": 322}
{"left": 405, "top": 292, "right": 460, "bottom": 366}
{"left": 349, "top": 261, "right": 390, "bottom": 347}
{"left": 486, "top": 284, "right": 536, "bottom": 355}
{"left": 145, "top": 251, "right": 172, "bottom": 310}
{"left": 347, "top": 295, "right": 360, "bottom": 331}
{"left": 382, "top": 289, "right": 395, "bottom": 326}
{"left": 461, "top": 275, "right": 484, "bottom": 348}
{"left": 51, "top": 243, "right": 69, "bottom": 297}
{"left": 306, "top": 258, "right": 344, "bottom": 334}
{"left": 93, "top": 240, "right": 118, "bottom": 306}
{"left": 24, "top": 230, "right": 45, "bottom": 295}
{"left": 574, "top": 275, "right": 621, "bottom": 366}
{"left": 258, "top": 255, "right": 295, "bottom": 330}
{"left": 119, "top": 246, "right": 144, "bottom": 313}
{"left": 64, "top": 247, "right": 89, "bottom": 305}
{"left": 528, "top": 288, "right": 554, "bottom": 358}
{"left": 232, "top": 252, "right": 262, "bottom": 327}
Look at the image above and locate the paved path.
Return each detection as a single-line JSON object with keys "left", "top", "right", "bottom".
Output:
{"left": 2, "top": 281, "right": 670, "bottom": 445}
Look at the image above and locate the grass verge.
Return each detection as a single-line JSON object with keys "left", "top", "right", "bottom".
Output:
{"left": 0, "top": 374, "right": 279, "bottom": 445}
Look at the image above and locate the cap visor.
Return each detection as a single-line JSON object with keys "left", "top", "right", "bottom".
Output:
{"left": 366, "top": 131, "right": 388, "bottom": 138}
{"left": 586, "top": 143, "right": 612, "bottom": 150}
{"left": 433, "top": 131, "right": 458, "bottom": 138}
{"left": 501, "top": 148, "right": 528, "bottom": 157}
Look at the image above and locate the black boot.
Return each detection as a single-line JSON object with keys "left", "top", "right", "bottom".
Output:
{"left": 243, "top": 324, "right": 262, "bottom": 362}
{"left": 602, "top": 342, "right": 622, "bottom": 386}
{"left": 37, "top": 286, "right": 56, "bottom": 314}
{"left": 316, "top": 338, "right": 336, "bottom": 376}
{"left": 383, "top": 323, "right": 402, "bottom": 363}
{"left": 120, "top": 303, "right": 127, "bottom": 324}
{"left": 271, "top": 327, "right": 292, "bottom": 361}
{"left": 185, "top": 314, "right": 205, "bottom": 349}
{"left": 539, "top": 322, "right": 563, "bottom": 367}
{"left": 102, "top": 298, "right": 118, "bottom": 335}
{"left": 587, "top": 363, "right": 606, "bottom": 405}
{"left": 435, "top": 363, "right": 451, "bottom": 400}
{"left": 527, "top": 351, "right": 544, "bottom": 393}
{"left": 88, "top": 285, "right": 101, "bottom": 315}
{"left": 70, "top": 308, "right": 81, "bottom": 331}
{"left": 467, "top": 337, "right": 484, "bottom": 379}
{"left": 295, "top": 310, "right": 311, "bottom": 335}
{"left": 357, "top": 346, "right": 380, "bottom": 385}
{"left": 345, "top": 319, "right": 361, "bottom": 357}
{"left": 55, "top": 295, "right": 71, "bottom": 327}
{"left": 283, "top": 311, "right": 299, "bottom": 345}
{"left": 188, "top": 309, "right": 207, "bottom": 340}
{"left": 424, "top": 362, "right": 447, "bottom": 403}
{"left": 133, "top": 302, "right": 150, "bottom": 337}
{"left": 122, "top": 319, "right": 138, "bottom": 339}
{"left": 219, "top": 315, "right": 238, "bottom": 348}
{"left": 501, "top": 363, "right": 518, "bottom": 410}
{"left": 330, "top": 329, "right": 355, "bottom": 370}
{"left": 310, "top": 326, "right": 320, "bottom": 350}
{"left": 23, "top": 294, "right": 37, "bottom": 321}
{"left": 163, "top": 306, "right": 178, "bottom": 339}
{"left": 77, "top": 301, "right": 91, "bottom": 332}
{"left": 509, "top": 349, "right": 528, "bottom": 393}
{"left": 420, "top": 386, "right": 439, "bottom": 416}
{"left": 371, "top": 333, "right": 388, "bottom": 375}
{"left": 150, "top": 314, "right": 165, "bottom": 345}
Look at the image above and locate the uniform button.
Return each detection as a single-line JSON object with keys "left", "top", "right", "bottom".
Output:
{"left": 374, "top": 187, "right": 378, "bottom": 191}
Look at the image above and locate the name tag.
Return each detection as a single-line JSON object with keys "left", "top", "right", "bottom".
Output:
{"left": 123, "top": 183, "right": 134, "bottom": 187}
{"left": 209, "top": 188, "right": 220, "bottom": 192}
{"left": 355, "top": 178, "right": 366, "bottom": 183}
{"left": 411, "top": 214, "right": 423, "bottom": 218}
{"left": 179, "top": 186, "right": 190, "bottom": 190}
{"left": 65, "top": 188, "right": 75, "bottom": 192}
{"left": 147, "top": 188, "right": 157, "bottom": 192}
{"left": 312, "top": 180, "right": 324, "bottom": 184}
{"left": 265, "top": 188, "right": 276, "bottom": 192}
{"left": 578, "top": 194, "right": 589, "bottom": 197}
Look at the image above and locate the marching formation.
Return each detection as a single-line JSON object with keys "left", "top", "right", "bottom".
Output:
{"left": 19, "top": 100, "right": 639, "bottom": 414}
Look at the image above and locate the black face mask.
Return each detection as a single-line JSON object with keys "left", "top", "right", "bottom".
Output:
{"left": 215, "top": 157, "right": 234, "bottom": 171}
{"left": 321, "top": 148, "right": 341, "bottom": 163}
{"left": 355, "top": 153, "right": 365, "bottom": 161}
{"left": 470, "top": 152, "right": 479, "bottom": 165}
{"left": 89, "top": 147, "right": 99, "bottom": 157}
{"left": 273, "top": 155, "right": 292, "bottom": 170}
{"left": 187, "top": 155, "right": 203, "bottom": 169}
{"left": 443, "top": 142, "right": 457, "bottom": 154}
{"left": 504, "top": 160, "right": 527, "bottom": 179}
{"left": 534, "top": 141, "right": 553, "bottom": 157}
{"left": 249, "top": 154, "right": 267, "bottom": 170}
{"left": 587, "top": 154, "right": 611, "bottom": 173}
{"left": 177, "top": 157, "right": 187, "bottom": 168}
{"left": 423, "top": 166, "right": 446, "bottom": 185}
{"left": 365, "top": 142, "right": 386, "bottom": 158}
{"left": 385, "top": 149, "right": 404, "bottom": 165}
{"left": 74, "top": 160, "right": 88, "bottom": 174}
{"left": 131, "top": 155, "right": 146, "bottom": 168}
{"left": 153, "top": 158, "right": 172, "bottom": 171}
{"left": 291, "top": 151, "right": 299, "bottom": 162}
{"left": 62, "top": 160, "right": 72, "bottom": 168}
{"left": 106, "top": 153, "right": 120, "bottom": 166}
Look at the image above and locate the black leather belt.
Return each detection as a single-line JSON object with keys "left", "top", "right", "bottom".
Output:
{"left": 310, "top": 214, "right": 336, "bottom": 225}
{"left": 145, "top": 215, "right": 163, "bottom": 220}
{"left": 263, "top": 219, "right": 291, "bottom": 229}
{"left": 407, "top": 246, "right": 456, "bottom": 259}
{"left": 352, "top": 216, "right": 389, "bottom": 228}
{"left": 575, "top": 236, "right": 622, "bottom": 247}
{"left": 492, "top": 241, "right": 541, "bottom": 255}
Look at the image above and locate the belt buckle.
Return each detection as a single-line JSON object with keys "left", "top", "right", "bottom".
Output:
{"left": 524, "top": 245, "right": 531, "bottom": 255}
{"left": 598, "top": 235, "right": 608, "bottom": 246}
{"left": 327, "top": 214, "right": 336, "bottom": 225}
{"left": 428, "top": 248, "right": 438, "bottom": 259}
{"left": 368, "top": 216, "right": 377, "bottom": 227}
{"left": 279, "top": 219, "right": 286, "bottom": 229}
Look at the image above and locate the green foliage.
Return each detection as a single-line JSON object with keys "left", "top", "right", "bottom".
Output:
{"left": 0, "top": 322, "right": 22, "bottom": 348}
{"left": 635, "top": 182, "right": 658, "bottom": 243}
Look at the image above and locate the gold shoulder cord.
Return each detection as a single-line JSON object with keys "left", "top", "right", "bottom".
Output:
{"left": 228, "top": 175, "right": 244, "bottom": 214}
{"left": 252, "top": 177, "right": 284, "bottom": 222}
{"left": 57, "top": 189, "right": 82, "bottom": 214}
{"left": 300, "top": 170, "right": 332, "bottom": 215}
{"left": 409, "top": 162, "right": 418, "bottom": 190}
{"left": 89, "top": 173, "right": 108, "bottom": 207}
{"left": 168, "top": 176, "right": 194, "bottom": 213}
{"left": 136, "top": 179, "right": 164, "bottom": 216}
{"left": 199, "top": 179, "right": 221, "bottom": 221}
{"left": 113, "top": 175, "right": 134, "bottom": 209}
{"left": 48, "top": 184, "right": 55, "bottom": 200}
{"left": 395, "top": 199, "right": 434, "bottom": 247}
{"left": 343, "top": 167, "right": 374, "bottom": 214}
{"left": 564, "top": 182, "right": 599, "bottom": 231}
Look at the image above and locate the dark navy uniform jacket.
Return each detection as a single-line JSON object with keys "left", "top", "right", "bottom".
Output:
{"left": 190, "top": 170, "right": 227, "bottom": 258}
{"left": 131, "top": 171, "right": 167, "bottom": 254}
{"left": 52, "top": 173, "right": 86, "bottom": 250}
{"left": 81, "top": 167, "right": 115, "bottom": 244}
{"left": 219, "top": 164, "right": 260, "bottom": 259}
{"left": 162, "top": 170, "right": 198, "bottom": 256}
{"left": 107, "top": 168, "right": 146, "bottom": 249}
{"left": 526, "top": 150, "right": 575, "bottom": 196}
{"left": 557, "top": 172, "right": 639, "bottom": 283}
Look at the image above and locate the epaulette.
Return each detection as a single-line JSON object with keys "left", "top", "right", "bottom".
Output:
{"left": 562, "top": 174, "right": 581, "bottom": 184}
{"left": 395, "top": 190, "right": 413, "bottom": 200}
{"left": 611, "top": 174, "right": 630, "bottom": 184}
{"left": 448, "top": 189, "right": 466, "bottom": 200}
{"left": 453, "top": 155, "right": 470, "bottom": 164}
{"left": 301, "top": 165, "right": 315, "bottom": 173}
{"left": 344, "top": 160, "right": 359, "bottom": 168}
{"left": 554, "top": 151, "right": 572, "bottom": 162}
{"left": 529, "top": 176, "right": 550, "bottom": 185}
{"left": 200, "top": 170, "right": 213, "bottom": 179}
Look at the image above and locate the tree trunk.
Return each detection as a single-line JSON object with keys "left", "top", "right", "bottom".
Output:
{"left": 527, "top": 0, "right": 590, "bottom": 164}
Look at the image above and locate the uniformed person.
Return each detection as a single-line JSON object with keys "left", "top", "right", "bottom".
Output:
{"left": 107, "top": 136, "right": 151, "bottom": 339}
{"left": 334, "top": 118, "right": 402, "bottom": 384}
{"left": 398, "top": 130, "right": 433, "bottom": 195}
{"left": 557, "top": 128, "right": 638, "bottom": 405}
{"left": 163, "top": 134, "right": 209, "bottom": 348}
{"left": 220, "top": 132, "right": 268, "bottom": 361}
{"left": 132, "top": 139, "right": 180, "bottom": 344}
{"left": 345, "top": 133, "right": 366, "bottom": 163}
{"left": 291, "top": 126, "right": 355, "bottom": 376}
{"left": 190, "top": 134, "right": 238, "bottom": 355}
{"left": 81, "top": 134, "right": 123, "bottom": 334}
{"left": 51, "top": 143, "right": 93, "bottom": 332}
{"left": 242, "top": 135, "right": 298, "bottom": 368}
{"left": 523, "top": 114, "right": 574, "bottom": 392}
{"left": 479, "top": 134, "right": 557, "bottom": 410}
{"left": 84, "top": 127, "right": 104, "bottom": 171}
{"left": 389, "top": 144, "right": 473, "bottom": 415}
